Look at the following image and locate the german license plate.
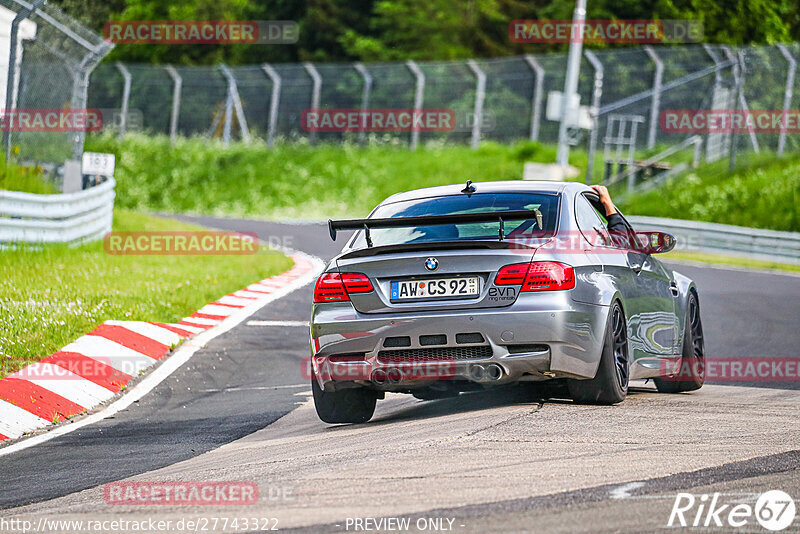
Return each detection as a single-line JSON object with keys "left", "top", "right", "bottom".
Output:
{"left": 390, "top": 277, "right": 480, "bottom": 301}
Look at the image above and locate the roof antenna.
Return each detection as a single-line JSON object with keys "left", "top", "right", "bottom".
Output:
{"left": 461, "top": 180, "right": 476, "bottom": 195}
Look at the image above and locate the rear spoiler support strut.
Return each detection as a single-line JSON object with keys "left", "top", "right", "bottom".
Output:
{"left": 327, "top": 209, "right": 542, "bottom": 247}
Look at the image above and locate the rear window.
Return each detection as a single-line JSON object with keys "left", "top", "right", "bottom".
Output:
{"left": 349, "top": 192, "right": 560, "bottom": 248}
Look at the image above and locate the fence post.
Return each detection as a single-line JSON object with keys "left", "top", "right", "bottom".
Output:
{"left": 354, "top": 63, "right": 372, "bottom": 144}
{"left": 643, "top": 46, "right": 663, "bottom": 150}
{"left": 406, "top": 60, "right": 425, "bottom": 150}
{"left": 303, "top": 62, "right": 321, "bottom": 145}
{"left": 164, "top": 65, "right": 182, "bottom": 143}
{"left": 261, "top": 64, "right": 281, "bottom": 148}
{"left": 115, "top": 62, "right": 131, "bottom": 140}
{"left": 777, "top": 44, "right": 796, "bottom": 156}
{"left": 3, "top": 0, "right": 45, "bottom": 162}
{"left": 219, "top": 64, "right": 250, "bottom": 144}
{"left": 702, "top": 45, "right": 723, "bottom": 162}
{"left": 584, "top": 50, "right": 604, "bottom": 185}
{"left": 466, "top": 60, "right": 486, "bottom": 149}
{"left": 723, "top": 46, "right": 759, "bottom": 154}
{"left": 222, "top": 88, "right": 233, "bottom": 145}
{"left": 728, "top": 53, "right": 743, "bottom": 171}
{"left": 523, "top": 55, "right": 544, "bottom": 142}
{"left": 71, "top": 50, "right": 107, "bottom": 161}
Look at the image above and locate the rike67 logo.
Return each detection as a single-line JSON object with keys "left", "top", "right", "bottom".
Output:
{"left": 669, "top": 490, "right": 796, "bottom": 531}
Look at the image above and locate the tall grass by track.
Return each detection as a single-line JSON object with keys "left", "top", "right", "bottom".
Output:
{"left": 86, "top": 133, "right": 799, "bottom": 231}
{"left": 0, "top": 210, "right": 292, "bottom": 378}
{"left": 0, "top": 157, "right": 55, "bottom": 194}
{"left": 618, "top": 153, "right": 800, "bottom": 232}
{"left": 86, "top": 134, "right": 592, "bottom": 219}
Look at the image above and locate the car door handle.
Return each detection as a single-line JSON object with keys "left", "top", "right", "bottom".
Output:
{"left": 670, "top": 281, "right": 680, "bottom": 297}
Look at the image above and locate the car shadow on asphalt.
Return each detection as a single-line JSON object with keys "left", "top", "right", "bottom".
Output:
{"left": 321, "top": 383, "right": 658, "bottom": 430}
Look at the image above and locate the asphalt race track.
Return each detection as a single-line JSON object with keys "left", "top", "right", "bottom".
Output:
{"left": 1, "top": 215, "right": 799, "bottom": 532}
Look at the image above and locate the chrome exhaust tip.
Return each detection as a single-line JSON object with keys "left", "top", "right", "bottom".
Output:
{"left": 485, "top": 363, "right": 504, "bottom": 381}
{"left": 386, "top": 367, "right": 404, "bottom": 384}
{"left": 372, "top": 369, "right": 388, "bottom": 385}
{"left": 469, "top": 364, "right": 486, "bottom": 381}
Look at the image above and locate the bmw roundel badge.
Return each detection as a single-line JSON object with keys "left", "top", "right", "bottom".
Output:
{"left": 425, "top": 257, "right": 439, "bottom": 271}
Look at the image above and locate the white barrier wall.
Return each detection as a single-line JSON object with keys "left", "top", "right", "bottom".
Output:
{"left": 628, "top": 215, "right": 800, "bottom": 264}
{"left": 0, "top": 178, "right": 115, "bottom": 244}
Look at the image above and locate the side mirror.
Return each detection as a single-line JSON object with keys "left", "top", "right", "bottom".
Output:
{"left": 635, "top": 231, "right": 676, "bottom": 254}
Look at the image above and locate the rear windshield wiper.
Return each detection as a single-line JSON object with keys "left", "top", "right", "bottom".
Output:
{"left": 328, "top": 209, "right": 543, "bottom": 247}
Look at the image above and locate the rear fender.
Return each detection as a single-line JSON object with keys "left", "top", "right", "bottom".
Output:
{"left": 670, "top": 272, "right": 697, "bottom": 349}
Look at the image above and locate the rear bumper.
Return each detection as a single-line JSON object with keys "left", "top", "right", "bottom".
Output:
{"left": 310, "top": 292, "right": 608, "bottom": 391}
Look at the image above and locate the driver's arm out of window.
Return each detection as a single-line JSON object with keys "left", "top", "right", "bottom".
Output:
{"left": 606, "top": 212, "right": 628, "bottom": 233}
{"left": 606, "top": 213, "right": 636, "bottom": 249}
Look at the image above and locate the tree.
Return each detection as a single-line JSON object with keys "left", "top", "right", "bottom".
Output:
{"left": 49, "top": 0, "right": 800, "bottom": 65}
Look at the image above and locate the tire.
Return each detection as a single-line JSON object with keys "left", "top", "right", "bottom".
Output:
{"left": 311, "top": 375, "right": 377, "bottom": 424}
{"left": 568, "top": 301, "right": 629, "bottom": 405}
{"left": 654, "top": 291, "right": 705, "bottom": 393}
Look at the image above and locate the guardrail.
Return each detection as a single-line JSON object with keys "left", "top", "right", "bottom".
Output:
{"left": 0, "top": 178, "right": 115, "bottom": 244}
{"left": 627, "top": 215, "right": 800, "bottom": 265}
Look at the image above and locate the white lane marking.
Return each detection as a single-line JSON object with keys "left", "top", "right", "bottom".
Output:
{"left": 0, "top": 400, "right": 49, "bottom": 439}
{"left": 610, "top": 481, "right": 646, "bottom": 499}
{"left": 61, "top": 336, "right": 156, "bottom": 375}
{"left": 15, "top": 363, "right": 115, "bottom": 408}
{"left": 104, "top": 321, "right": 182, "bottom": 347}
{"left": 197, "top": 304, "right": 238, "bottom": 316}
{"left": 169, "top": 323, "right": 204, "bottom": 333}
{"left": 182, "top": 316, "right": 219, "bottom": 326}
{"left": 246, "top": 320, "right": 310, "bottom": 327}
{"left": 0, "top": 250, "right": 324, "bottom": 457}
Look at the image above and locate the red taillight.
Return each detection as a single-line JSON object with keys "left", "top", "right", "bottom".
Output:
{"left": 495, "top": 262, "right": 575, "bottom": 292}
{"left": 341, "top": 273, "right": 373, "bottom": 293}
{"left": 495, "top": 263, "right": 529, "bottom": 285}
{"left": 314, "top": 273, "right": 348, "bottom": 302}
{"left": 523, "top": 262, "right": 575, "bottom": 291}
{"left": 313, "top": 273, "right": 374, "bottom": 303}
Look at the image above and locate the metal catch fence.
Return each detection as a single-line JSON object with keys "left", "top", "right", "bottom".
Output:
{"left": 88, "top": 43, "right": 800, "bottom": 185}
{"left": 0, "top": 0, "right": 112, "bottom": 166}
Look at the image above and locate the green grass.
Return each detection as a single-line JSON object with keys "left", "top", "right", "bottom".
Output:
{"left": 86, "top": 133, "right": 598, "bottom": 219}
{"left": 0, "top": 158, "right": 56, "bottom": 195}
{"left": 618, "top": 152, "right": 800, "bottom": 232}
{"left": 0, "top": 210, "right": 292, "bottom": 378}
{"left": 95, "top": 132, "right": 790, "bottom": 230}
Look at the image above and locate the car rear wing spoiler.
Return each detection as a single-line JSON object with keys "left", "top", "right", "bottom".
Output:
{"left": 328, "top": 209, "right": 543, "bottom": 247}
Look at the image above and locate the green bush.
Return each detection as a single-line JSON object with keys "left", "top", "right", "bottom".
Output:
{"left": 619, "top": 154, "right": 800, "bottom": 232}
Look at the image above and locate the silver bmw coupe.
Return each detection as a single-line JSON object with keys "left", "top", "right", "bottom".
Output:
{"left": 310, "top": 180, "right": 705, "bottom": 423}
